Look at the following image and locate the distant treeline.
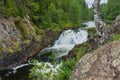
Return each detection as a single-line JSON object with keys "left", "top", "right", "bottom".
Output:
{"left": 100, "top": 0, "right": 120, "bottom": 21}
{"left": 0, "top": 0, "right": 90, "bottom": 29}
{"left": 89, "top": 0, "right": 120, "bottom": 21}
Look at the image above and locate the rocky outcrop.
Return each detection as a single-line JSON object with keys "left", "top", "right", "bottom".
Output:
{"left": 0, "top": 16, "right": 37, "bottom": 69}
{"left": 111, "top": 15, "right": 120, "bottom": 34}
{"left": 0, "top": 16, "right": 36, "bottom": 54}
{"left": 70, "top": 40, "right": 120, "bottom": 80}
{"left": 0, "top": 17, "right": 22, "bottom": 50}
{"left": 0, "top": 17, "right": 61, "bottom": 70}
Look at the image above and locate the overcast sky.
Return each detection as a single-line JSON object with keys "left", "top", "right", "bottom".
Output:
{"left": 85, "top": 0, "right": 108, "bottom": 8}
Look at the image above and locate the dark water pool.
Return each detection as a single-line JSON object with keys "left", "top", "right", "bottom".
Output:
{"left": 0, "top": 65, "right": 34, "bottom": 80}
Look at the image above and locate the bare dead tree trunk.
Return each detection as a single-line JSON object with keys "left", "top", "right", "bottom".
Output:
{"left": 93, "top": 0, "right": 105, "bottom": 45}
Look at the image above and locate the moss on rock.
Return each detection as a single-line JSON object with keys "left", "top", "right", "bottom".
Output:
{"left": 15, "top": 17, "right": 29, "bottom": 40}
{"left": 88, "top": 27, "right": 97, "bottom": 38}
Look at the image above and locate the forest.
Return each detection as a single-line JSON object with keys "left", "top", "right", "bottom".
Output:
{"left": 0, "top": 0, "right": 89, "bottom": 30}
{"left": 0, "top": 0, "right": 119, "bottom": 29}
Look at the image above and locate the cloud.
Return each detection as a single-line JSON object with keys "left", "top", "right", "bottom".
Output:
{"left": 85, "top": 0, "right": 108, "bottom": 8}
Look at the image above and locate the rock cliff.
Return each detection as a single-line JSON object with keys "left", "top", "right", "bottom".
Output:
{"left": 0, "top": 16, "right": 36, "bottom": 54}
{"left": 0, "top": 17, "right": 61, "bottom": 70}
{"left": 71, "top": 40, "right": 120, "bottom": 80}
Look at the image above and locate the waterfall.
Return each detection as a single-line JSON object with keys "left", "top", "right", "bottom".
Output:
{"left": 82, "top": 21, "right": 96, "bottom": 28}
{"left": 38, "top": 21, "right": 96, "bottom": 58}
{"left": 38, "top": 28, "right": 88, "bottom": 58}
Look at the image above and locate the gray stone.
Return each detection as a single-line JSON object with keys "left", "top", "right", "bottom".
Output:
{"left": 70, "top": 41, "right": 120, "bottom": 80}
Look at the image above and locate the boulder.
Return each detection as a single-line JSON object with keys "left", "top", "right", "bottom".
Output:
{"left": 70, "top": 40, "right": 120, "bottom": 80}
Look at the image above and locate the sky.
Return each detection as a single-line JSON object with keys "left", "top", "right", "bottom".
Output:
{"left": 85, "top": 0, "right": 108, "bottom": 8}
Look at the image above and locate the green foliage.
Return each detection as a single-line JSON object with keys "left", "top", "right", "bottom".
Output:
{"left": 28, "top": 2, "right": 40, "bottom": 23}
{"left": 35, "top": 27, "right": 43, "bottom": 35}
{"left": 29, "top": 61, "right": 54, "bottom": 80}
{"left": 3, "top": 0, "right": 19, "bottom": 17}
{"left": 74, "top": 43, "right": 92, "bottom": 61}
{"left": 29, "top": 58, "right": 76, "bottom": 80}
{"left": 0, "top": 0, "right": 90, "bottom": 29}
{"left": 37, "top": 0, "right": 89, "bottom": 29}
{"left": 100, "top": 0, "right": 120, "bottom": 21}
{"left": 29, "top": 53, "right": 58, "bottom": 80}
{"left": 112, "top": 34, "right": 120, "bottom": 41}
{"left": 88, "top": 8, "right": 94, "bottom": 20}
{"left": 88, "top": 0, "right": 120, "bottom": 21}
{"left": 31, "top": 3, "right": 39, "bottom": 12}
{"left": 88, "top": 28, "right": 97, "bottom": 38}
{"left": 0, "top": 46, "right": 3, "bottom": 51}
{"left": 0, "top": 53, "right": 3, "bottom": 60}
{"left": 65, "top": 0, "right": 81, "bottom": 24}
{"left": 0, "top": 1, "right": 4, "bottom": 17}
{"left": 55, "top": 58, "right": 76, "bottom": 80}
{"left": 105, "top": 0, "right": 120, "bottom": 20}
{"left": 15, "top": 18, "right": 29, "bottom": 40}
{"left": 100, "top": 3, "right": 107, "bottom": 19}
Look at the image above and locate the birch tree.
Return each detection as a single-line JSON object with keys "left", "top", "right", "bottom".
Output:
{"left": 93, "top": 0, "right": 105, "bottom": 45}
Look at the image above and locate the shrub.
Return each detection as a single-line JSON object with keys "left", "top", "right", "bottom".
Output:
{"left": 55, "top": 58, "right": 76, "bottom": 80}
{"left": 29, "top": 58, "right": 76, "bottom": 80}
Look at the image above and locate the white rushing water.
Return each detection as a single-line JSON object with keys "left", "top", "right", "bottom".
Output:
{"left": 34, "top": 61, "right": 62, "bottom": 75}
{"left": 53, "top": 29, "right": 88, "bottom": 57}
{"left": 12, "top": 63, "right": 30, "bottom": 73}
{"left": 82, "top": 21, "right": 96, "bottom": 28}
{"left": 38, "top": 21, "right": 96, "bottom": 58}
{"left": 39, "top": 29, "right": 89, "bottom": 58}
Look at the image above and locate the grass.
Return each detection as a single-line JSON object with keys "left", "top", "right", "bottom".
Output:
{"left": 112, "top": 34, "right": 120, "bottom": 41}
